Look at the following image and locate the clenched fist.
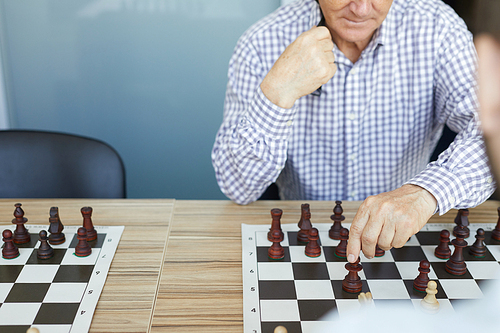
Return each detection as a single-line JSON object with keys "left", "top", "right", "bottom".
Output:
{"left": 260, "top": 26, "right": 337, "bottom": 109}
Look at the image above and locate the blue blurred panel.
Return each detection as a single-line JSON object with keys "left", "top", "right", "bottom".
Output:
{"left": 0, "top": 0, "right": 280, "bottom": 199}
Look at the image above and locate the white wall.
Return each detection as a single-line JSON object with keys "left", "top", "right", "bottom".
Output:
{"left": 0, "top": 50, "right": 9, "bottom": 129}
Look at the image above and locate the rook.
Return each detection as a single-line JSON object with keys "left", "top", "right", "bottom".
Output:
{"left": 81, "top": 207, "right": 97, "bottom": 242}
{"left": 267, "top": 208, "right": 284, "bottom": 242}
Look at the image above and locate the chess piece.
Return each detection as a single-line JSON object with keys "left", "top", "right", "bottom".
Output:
{"left": 434, "top": 229, "right": 451, "bottom": 259}
{"left": 48, "top": 206, "right": 65, "bottom": 245}
{"left": 334, "top": 227, "right": 348, "bottom": 259}
{"left": 413, "top": 259, "right": 431, "bottom": 292}
{"left": 267, "top": 208, "right": 284, "bottom": 242}
{"left": 342, "top": 258, "right": 363, "bottom": 293}
{"left": 375, "top": 245, "right": 385, "bottom": 257}
{"left": 268, "top": 229, "right": 285, "bottom": 260}
{"left": 81, "top": 207, "right": 97, "bottom": 241}
{"left": 297, "top": 204, "right": 312, "bottom": 243}
{"left": 492, "top": 207, "right": 500, "bottom": 241}
{"left": 445, "top": 236, "right": 467, "bottom": 276}
{"left": 453, "top": 209, "right": 470, "bottom": 239}
{"left": 26, "top": 328, "right": 40, "bottom": 333}
{"left": 12, "top": 203, "right": 30, "bottom": 244}
{"left": 420, "top": 281, "right": 439, "bottom": 314}
{"left": 75, "top": 227, "right": 92, "bottom": 257}
{"left": 2, "top": 229, "right": 20, "bottom": 259}
{"left": 329, "top": 201, "right": 345, "bottom": 240}
{"left": 469, "top": 228, "right": 486, "bottom": 258}
{"left": 37, "top": 230, "right": 54, "bottom": 260}
{"left": 358, "top": 292, "right": 373, "bottom": 308}
{"left": 305, "top": 227, "right": 321, "bottom": 257}
{"left": 274, "top": 326, "right": 287, "bottom": 333}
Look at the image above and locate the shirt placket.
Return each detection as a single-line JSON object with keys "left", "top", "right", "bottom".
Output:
{"left": 344, "top": 62, "right": 362, "bottom": 201}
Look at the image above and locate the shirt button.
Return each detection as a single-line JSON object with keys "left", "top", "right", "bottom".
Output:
{"left": 448, "top": 196, "right": 456, "bottom": 205}
{"left": 350, "top": 68, "right": 358, "bottom": 75}
{"left": 348, "top": 113, "right": 356, "bottom": 120}
{"left": 286, "top": 120, "right": 293, "bottom": 127}
{"left": 487, "top": 177, "right": 493, "bottom": 184}
{"left": 350, "top": 191, "right": 357, "bottom": 198}
{"left": 349, "top": 154, "right": 356, "bottom": 161}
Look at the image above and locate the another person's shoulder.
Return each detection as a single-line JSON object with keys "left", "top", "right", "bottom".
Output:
{"left": 238, "top": 0, "right": 315, "bottom": 47}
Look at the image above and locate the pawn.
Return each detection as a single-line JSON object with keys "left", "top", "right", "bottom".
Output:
{"left": 305, "top": 228, "right": 321, "bottom": 258}
{"left": 420, "top": 281, "right": 439, "bottom": 314}
{"left": 268, "top": 229, "right": 284, "bottom": 260}
{"left": 334, "top": 227, "right": 348, "bottom": 259}
{"left": 469, "top": 228, "right": 486, "bottom": 258}
{"left": 273, "top": 326, "right": 287, "bottom": 333}
{"left": 375, "top": 245, "right": 385, "bottom": 257}
{"left": 342, "top": 258, "right": 363, "bottom": 293}
{"left": 75, "top": 227, "right": 92, "bottom": 257}
{"left": 37, "top": 230, "right": 54, "bottom": 260}
{"left": 434, "top": 229, "right": 451, "bottom": 259}
{"left": 413, "top": 259, "right": 430, "bottom": 292}
{"left": 2, "top": 229, "right": 20, "bottom": 259}
{"left": 26, "top": 328, "right": 40, "bottom": 333}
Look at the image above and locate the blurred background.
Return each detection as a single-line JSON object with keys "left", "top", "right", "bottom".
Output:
{"left": 0, "top": 0, "right": 492, "bottom": 199}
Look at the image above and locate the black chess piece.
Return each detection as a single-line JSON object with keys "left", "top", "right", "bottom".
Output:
{"left": 469, "top": 228, "right": 486, "bottom": 258}
{"left": 297, "top": 204, "right": 312, "bottom": 243}
{"left": 12, "top": 203, "right": 30, "bottom": 244}
{"left": 2, "top": 229, "right": 20, "bottom": 259}
{"left": 453, "top": 209, "right": 470, "bottom": 239}
{"left": 267, "top": 208, "right": 284, "bottom": 242}
{"left": 81, "top": 207, "right": 97, "bottom": 242}
{"left": 305, "top": 228, "right": 321, "bottom": 258}
{"left": 435, "top": 229, "right": 451, "bottom": 259}
{"left": 445, "top": 236, "right": 467, "bottom": 276}
{"left": 329, "top": 201, "right": 345, "bottom": 240}
{"left": 342, "top": 258, "right": 363, "bottom": 293}
{"left": 335, "top": 227, "right": 348, "bottom": 259}
{"left": 268, "top": 229, "right": 285, "bottom": 260}
{"left": 75, "top": 227, "right": 92, "bottom": 257}
{"left": 48, "top": 206, "right": 65, "bottom": 245}
{"left": 37, "top": 230, "right": 54, "bottom": 260}
{"left": 375, "top": 245, "right": 385, "bottom": 257}
{"left": 413, "top": 259, "right": 430, "bottom": 292}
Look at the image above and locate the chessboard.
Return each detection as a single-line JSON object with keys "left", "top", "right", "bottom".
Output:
{"left": 0, "top": 205, "right": 124, "bottom": 333}
{"left": 242, "top": 211, "right": 500, "bottom": 333}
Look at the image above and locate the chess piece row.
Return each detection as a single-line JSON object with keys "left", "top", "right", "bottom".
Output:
{"left": 2, "top": 204, "right": 97, "bottom": 259}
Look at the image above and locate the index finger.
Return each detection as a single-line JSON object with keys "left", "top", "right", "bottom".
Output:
{"left": 347, "top": 208, "right": 369, "bottom": 263}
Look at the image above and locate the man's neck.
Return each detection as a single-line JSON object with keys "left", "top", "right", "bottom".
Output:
{"left": 330, "top": 30, "right": 373, "bottom": 64}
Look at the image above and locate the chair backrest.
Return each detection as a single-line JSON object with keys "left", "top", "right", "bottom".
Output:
{"left": 0, "top": 130, "right": 126, "bottom": 198}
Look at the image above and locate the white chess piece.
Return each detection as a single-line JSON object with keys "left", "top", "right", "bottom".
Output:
{"left": 420, "top": 280, "right": 440, "bottom": 314}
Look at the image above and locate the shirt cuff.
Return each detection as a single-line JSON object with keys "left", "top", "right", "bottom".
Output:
{"left": 405, "top": 165, "right": 464, "bottom": 215}
{"left": 244, "top": 87, "right": 297, "bottom": 141}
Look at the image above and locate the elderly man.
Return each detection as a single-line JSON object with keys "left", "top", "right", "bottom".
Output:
{"left": 212, "top": 0, "right": 496, "bottom": 262}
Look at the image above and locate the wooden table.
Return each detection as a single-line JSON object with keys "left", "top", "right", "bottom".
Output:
{"left": 152, "top": 199, "right": 500, "bottom": 332}
{"left": 1, "top": 199, "right": 499, "bottom": 332}
{"left": 0, "top": 199, "right": 174, "bottom": 333}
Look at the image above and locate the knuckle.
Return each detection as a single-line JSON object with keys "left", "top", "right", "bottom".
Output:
{"left": 361, "top": 233, "right": 376, "bottom": 245}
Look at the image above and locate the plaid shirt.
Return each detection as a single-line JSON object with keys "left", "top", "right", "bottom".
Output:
{"left": 212, "top": 0, "right": 496, "bottom": 213}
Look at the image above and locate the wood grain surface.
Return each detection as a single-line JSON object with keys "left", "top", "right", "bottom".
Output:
{"left": 152, "top": 199, "right": 500, "bottom": 333}
{"left": 0, "top": 199, "right": 174, "bottom": 333}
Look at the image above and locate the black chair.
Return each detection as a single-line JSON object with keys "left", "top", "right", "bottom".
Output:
{"left": 0, "top": 130, "right": 126, "bottom": 198}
